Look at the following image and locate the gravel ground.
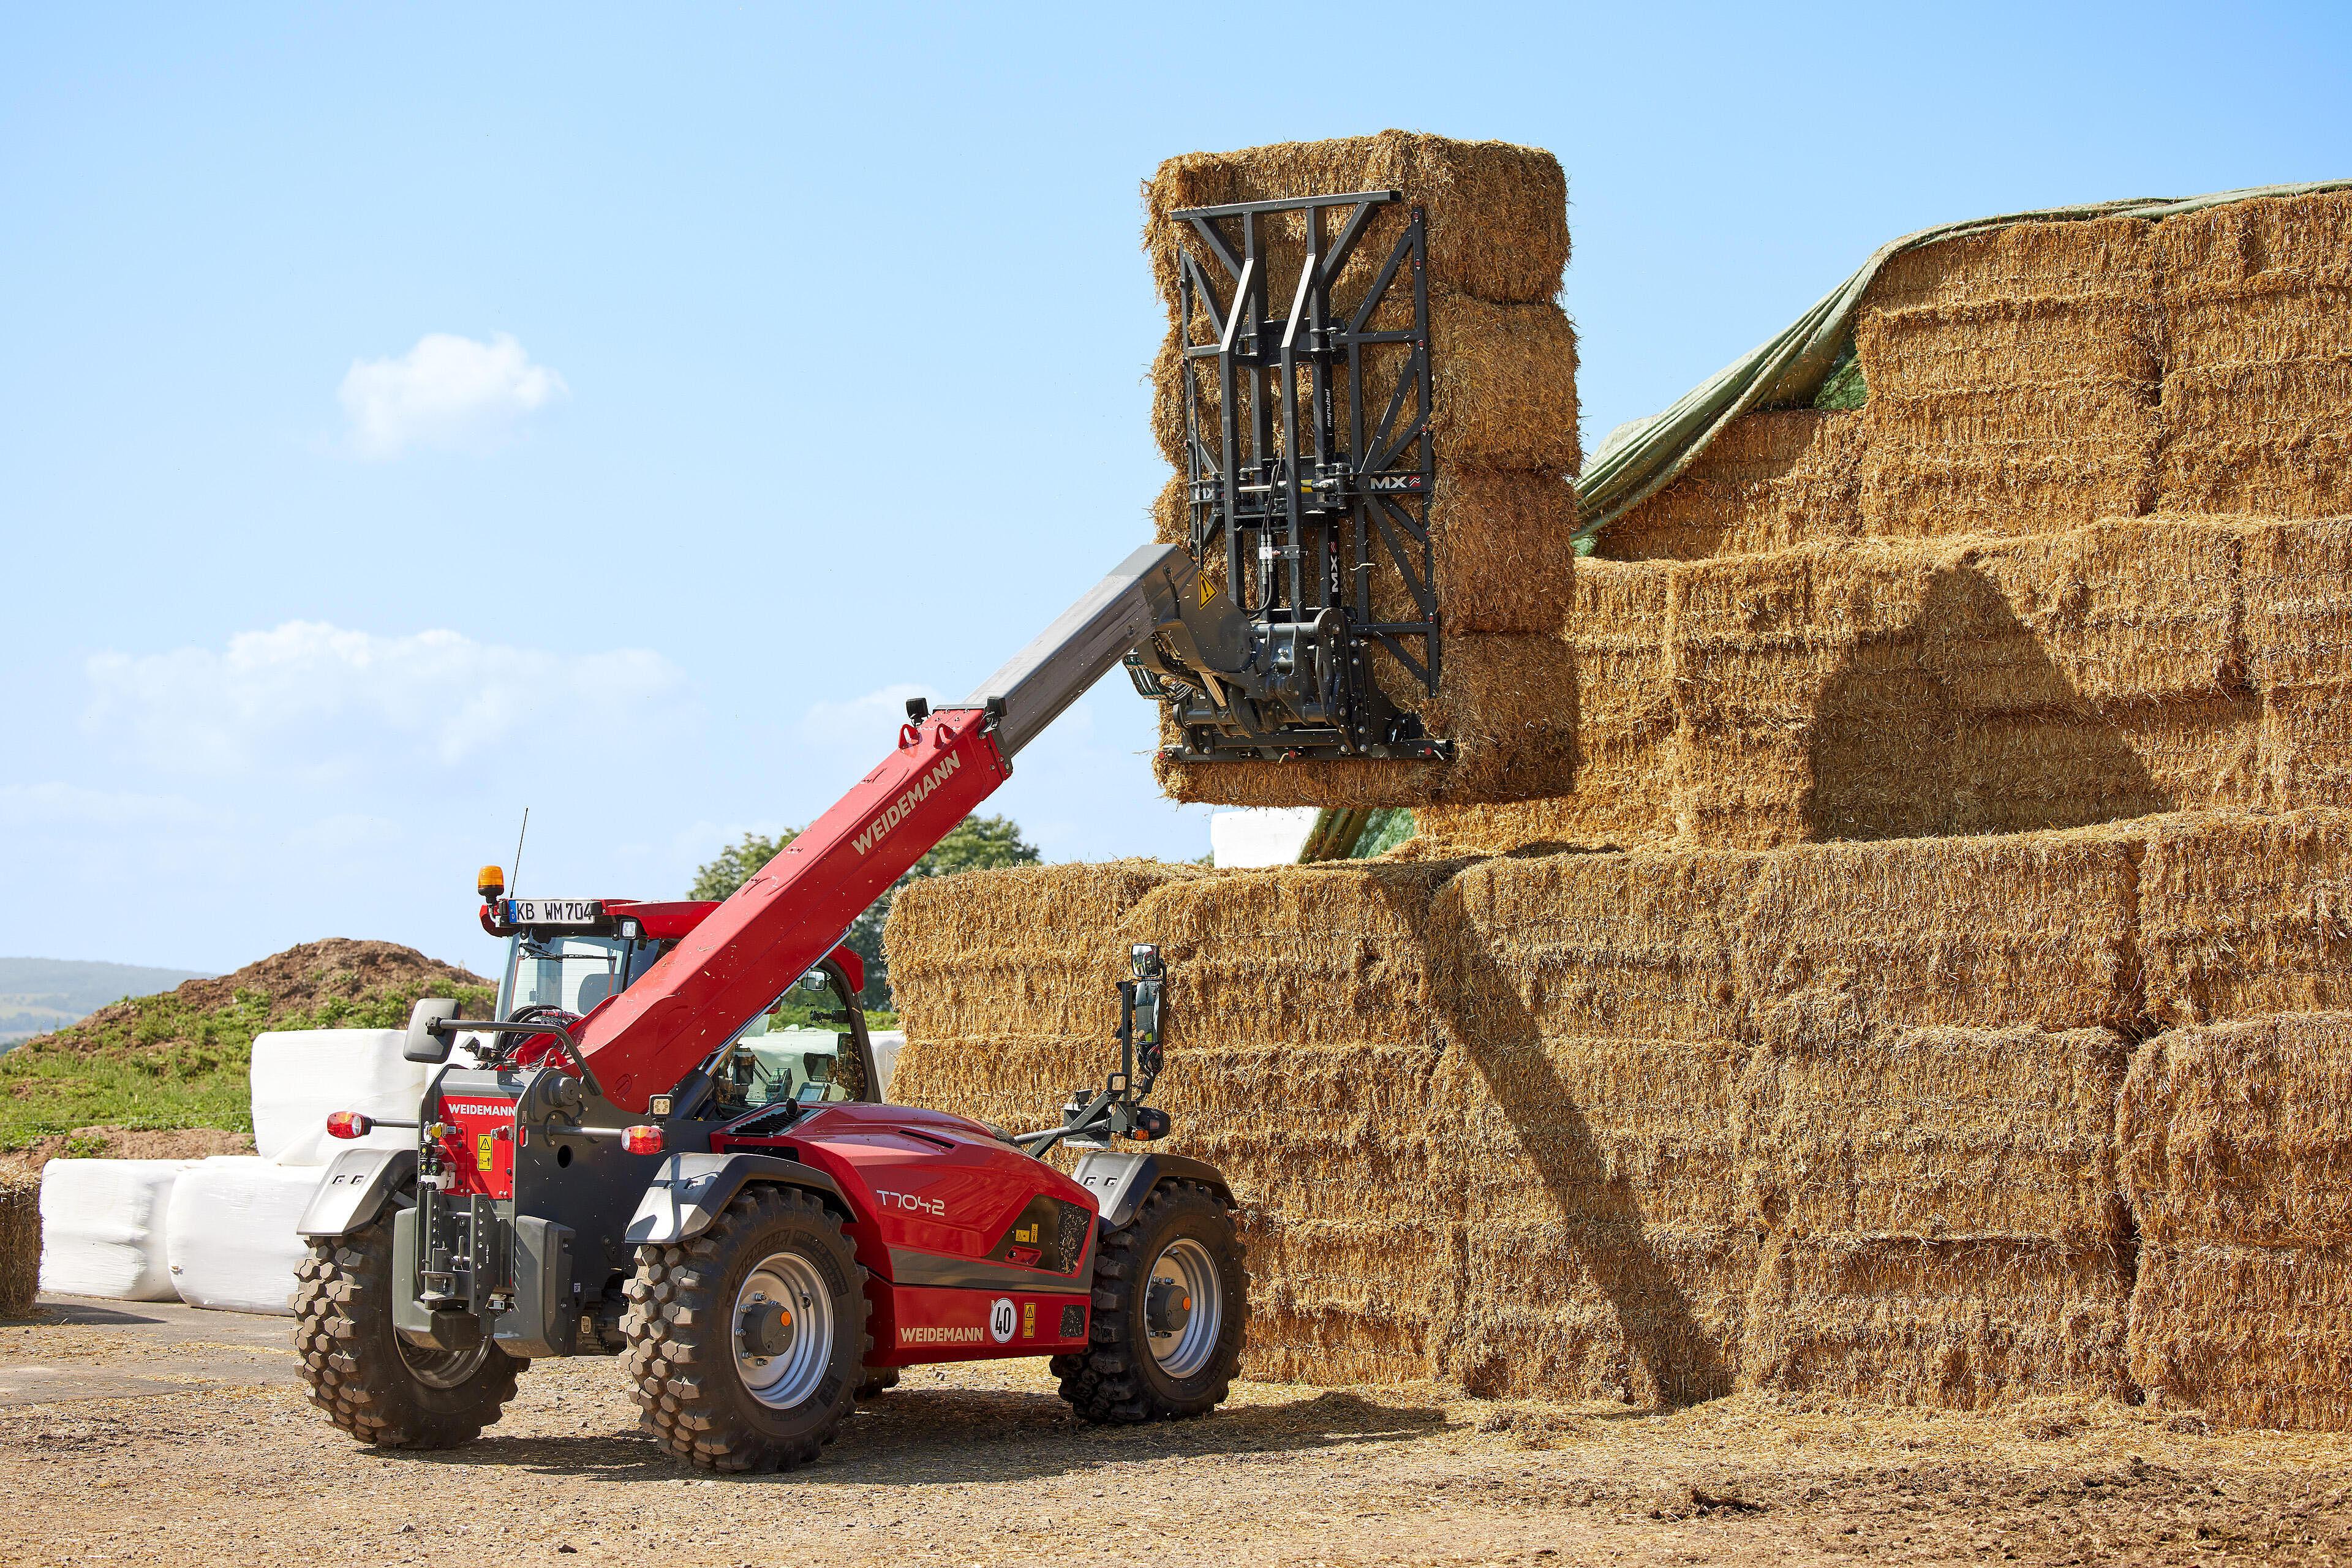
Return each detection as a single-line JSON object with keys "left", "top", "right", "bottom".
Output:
{"left": 1, "top": 1300, "right": 2348, "bottom": 1567}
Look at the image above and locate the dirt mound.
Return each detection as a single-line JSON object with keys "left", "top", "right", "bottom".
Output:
{"left": 0, "top": 1125, "right": 256, "bottom": 1180}
{"left": 32, "top": 940, "right": 488, "bottom": 1057}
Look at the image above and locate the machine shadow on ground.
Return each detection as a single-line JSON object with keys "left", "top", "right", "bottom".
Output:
{"left": 405, "top": 1385, "right": 1451, "bottom": 1485}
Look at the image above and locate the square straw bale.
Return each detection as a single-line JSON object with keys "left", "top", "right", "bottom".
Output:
{"left": 1236, "top": 1212, "right": 1450, "bottom": 1384}
{"left": 2244, "top": 518, "right": 2352, "bottom": 689}
{"left": 0, "top": 1174, "right": 36, "bottom": 1318}
{"left": 1124, "top": 859, "right": 1460, "bottom": 1054}
{"left": 1427, "top": 1033, "right": 1747, "bottom": 1231}
{"left": 2128, "top": 1241, "right": 2352, "bottom": 1431}
{"left": 1434, "top": 1219, "right": 1757, "bottom": 1404}
{"left": 1668, "top": 541, "right": 1950, "bottom": 846}
{"left": 1150, "top": 293, "right": 1581, "bottom": 476}
{"left": 1738, "top": 827, "right": 2141, "bottom": 1039}
{"left": 1942, "top": 697, "right": 2262, "bottom": 835}
{"left": 1599, "top": 410, "right": 1865, "bottom": 562}
{"left": 1155, "top": 631, "right": 1583, "bottom": 807}
{"left": 2137, "top": 809, "right": 2352, "bottom": 1026}
{"left": 1432, "top": 848, "right": 1762, "bottom": 1046}
{"left": 1740, "top": 1234, "right": 2132, "bottom": 1407}
{"left": 2119, "top": 1013, "right": 2352, "bottom": 1251}
{"left": 1856, "top": 448, "right": 2158, "bottom": 544}
{"left": 1868, "top": 216, "right": 2160, "bottom": 314}
{"left": 1738, "top": 1026, "right": 2129, "bottom": 1243}
{"left": 884, "top": 860, "right": 1203, "bottom": 1040}
{"left": 1928, "top": 521, "right": 2244, "bottom": 709}
{"left": 1144, "top": 131, "right": 1568, "bottom": 314}
{"left": 885, "top": 1034, "right": 1107, "bottom": 1142}
{"left": 1152, "top": 469, "right": 1582, "bottom": 638}
{"left": 2155, "top": 190, "right": 2352, "bottom": 517}
{"left": 2263, "top": 682, "right": 2352, "bottom": 809}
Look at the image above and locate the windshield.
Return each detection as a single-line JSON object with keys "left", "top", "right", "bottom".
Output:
{"left": 709, "top": 971, "right": 861, "bottom": 1113}
{"left": 500, "top": 934, "right": 633, "bottom": 1017}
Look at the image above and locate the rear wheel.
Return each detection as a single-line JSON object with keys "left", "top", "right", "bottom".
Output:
{"left": 624, "top": 1185, "right": 869, "bottom": 1472}
{"left": 1053, "top": 1179, "right": 1246, "bottom": 1423}
{"left": 293, "top": 1214, "right": 525, "bottom": 1449}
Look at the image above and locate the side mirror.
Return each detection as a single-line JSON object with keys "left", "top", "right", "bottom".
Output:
{"left": 403, "top": 997, "right": 461, "bottom": 1063}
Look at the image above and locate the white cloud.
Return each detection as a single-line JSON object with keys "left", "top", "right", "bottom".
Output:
{"left": 796, "top": 682, "right": 944, "bottom": 760}
{"left": 85, "top": 622, "right": 689, "bottom": 776}
{"left": 338, "top": 332, "right": 567, "bottom": 458}
{"left": 0, "top": 782, "right": 219, "bottom": 829}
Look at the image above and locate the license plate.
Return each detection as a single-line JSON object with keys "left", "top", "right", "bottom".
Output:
{"left": 505, "top": 898, "right": 601, "bottom": 926}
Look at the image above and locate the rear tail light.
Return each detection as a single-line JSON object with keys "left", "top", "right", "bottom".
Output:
{"left": 325, "top": 1111, "right": 373, "bottom": 1139}
{"left": 622, "top": 1125, "right": 665, "bottom": 1156}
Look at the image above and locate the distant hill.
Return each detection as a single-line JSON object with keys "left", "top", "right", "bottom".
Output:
{"left": 0, "top": 939, "right": 491, "bottom": 1150}
{"left": 0, "top": 956, "right": 212, "bottom": 1048}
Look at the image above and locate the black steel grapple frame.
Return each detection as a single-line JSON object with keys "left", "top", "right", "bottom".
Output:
{"left": 1148, "top": 188, "right": 1448, "bottom": 763}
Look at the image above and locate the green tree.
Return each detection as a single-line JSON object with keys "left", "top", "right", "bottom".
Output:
{"left": 688, "top": 815, "right": 1040, "bottom": 1017}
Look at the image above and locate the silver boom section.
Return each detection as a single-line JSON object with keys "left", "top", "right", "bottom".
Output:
{"left": 958, "top": 542, "right": 1250, "bottom": 760}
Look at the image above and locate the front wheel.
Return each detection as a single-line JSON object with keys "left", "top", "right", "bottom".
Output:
{"left": 1053, "top": 1179, "right": 1247, "bottom": 1423}
{"left": 293, "top": 1215, "right": 525, "bottom": 1449}
{"left": 624, "top": 1185, "right": 870, "bottom": 1472}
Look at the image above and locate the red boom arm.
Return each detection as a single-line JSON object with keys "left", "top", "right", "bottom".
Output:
{"left": 576, "top": 709, "right": 1011, "bottom": 1112}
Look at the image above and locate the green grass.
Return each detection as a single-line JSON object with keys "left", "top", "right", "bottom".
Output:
{"left": 0, "top": 981, "right": 492, "bottom": 1150}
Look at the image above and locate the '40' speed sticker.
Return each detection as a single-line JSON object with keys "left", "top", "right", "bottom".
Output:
{"left": 989, "top": 1298, "right": 1017, "bottom": 1345}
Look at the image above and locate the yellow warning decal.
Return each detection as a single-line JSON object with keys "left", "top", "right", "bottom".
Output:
{"left": 476, "top": 1133, "right": 495, "bottom": 1171}
{"left": 1200, "top": 579, "right": 1215, "bottom": 606}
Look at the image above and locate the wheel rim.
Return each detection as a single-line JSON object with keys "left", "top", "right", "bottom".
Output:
{"left": 1145, "top": 1237, "right": 1223, "bottom": 1381}
{"left": 396, "top": 1330, "right": 490, "bottom": 1390}
{"left": 733, "top": 1250, "right": 834, "bottom": 1411}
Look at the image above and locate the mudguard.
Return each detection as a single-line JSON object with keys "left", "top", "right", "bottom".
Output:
{"left": 1069, "top": 1149, "right": 1235, "bottom": 1231}
{"left": 624, "top": 1152, "right": 851, "bottom": 1245}
{"left": 295, "top": 1148, "right": 418, "bottom": 1238}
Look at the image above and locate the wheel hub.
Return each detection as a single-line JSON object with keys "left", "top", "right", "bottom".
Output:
{"left": 739, "top": 1297, "right": 796, "bottom": 1360}
{"left": 1146, "top": 1277, "right": 1193, "bottom": 1335}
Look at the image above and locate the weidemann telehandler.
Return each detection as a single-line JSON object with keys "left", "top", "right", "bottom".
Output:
{"left": 292, "top": 186, "right": 1451, "bottom": 1471}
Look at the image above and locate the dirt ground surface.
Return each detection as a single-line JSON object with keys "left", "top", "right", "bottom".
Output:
{"left": 2, "top": 1297, "right": 2349, "bottom": 1567}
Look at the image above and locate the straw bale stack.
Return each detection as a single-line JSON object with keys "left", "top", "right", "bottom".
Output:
{"left": 2154, "top": 189, "right": 2352, "bottom": 517}
{"left": 1669, "top": 541, "right": 1948, "bottom": 846}
{"left": 1739, "top": 1026, "right": 2128, "bottom": 1241}
{"left": 0, "top": 1173, "right": 37, "bottom": 1318}
{"left": 1855, "top": 217, "right": 2160, "bottom": 536}
{"left": 1738, "top": 828, "right": 2141, "bottom": 1040}
{"left": 1144, "top": 132, "right": 1569, "bottom": 314}
{"left": 1600, "top": 411, "right": 1865, "bottom": 562}
{"left": 2136, "top": 809, "right": 2352, "bottom": 1027}
{"left": 2244, "top": 519, "right": 2352, "bottom": 804}
{"left": 1129, "top": 861, "right": 1463, "bottom": 1382}
{"left": 1740, "top": 1235, "right": 2131, "bottom": 1406}
{"left": 1155, "top": 631, "right": 1584, "bottom": 809}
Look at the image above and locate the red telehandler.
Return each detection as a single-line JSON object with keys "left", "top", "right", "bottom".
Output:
{"left": 293, "top": 185, "right": 1450, "bottom": 1471}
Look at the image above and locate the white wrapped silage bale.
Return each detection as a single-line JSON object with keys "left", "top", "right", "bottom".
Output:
{"left": 165, "top": 1156, "right": 325, "bottom": 1314}
{"left": 869, "top": 1031, "right": 904, "bottom": 1096}
{"left": 39, "top": 1159, "right": 195, "bottom": 1300}
{"left": 251, "top": 1028, "right": 429, "bottom": 1164}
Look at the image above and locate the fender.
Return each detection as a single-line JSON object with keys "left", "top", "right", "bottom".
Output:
{"left": 624, "top": 1152, "right": 851, "bottom": 1245}
{"left": 295, "top": 1148, "right": 418, "bottom": 1238}
{"left": 1069, "top": 1149, "right": 1235, "bottom": 1232}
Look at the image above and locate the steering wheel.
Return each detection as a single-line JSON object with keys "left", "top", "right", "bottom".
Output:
{"left": 500, "top": 1004, "right": 582, "bottom": 1071}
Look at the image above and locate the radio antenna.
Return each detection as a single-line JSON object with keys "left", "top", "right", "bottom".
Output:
{"left": 510, "top": 807, "right": 530, "bottom": 898}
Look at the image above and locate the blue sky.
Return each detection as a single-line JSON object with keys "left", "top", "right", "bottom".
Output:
{"left": 4, "top": 2, "right": 2347, "bottom": 975}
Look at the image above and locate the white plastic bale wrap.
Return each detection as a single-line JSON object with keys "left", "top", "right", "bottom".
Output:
{"left": 251, "top": 1028, "right": 430, "bottom": 1164}
{"left": 869, "top": 1030, "right": 905, "bottom": 1096}
{"left": 165, "top": 1156, "right": 326, "bottom": 1315}
{"left": 38, "top": 1159, "right": 196, "bottom": 1300}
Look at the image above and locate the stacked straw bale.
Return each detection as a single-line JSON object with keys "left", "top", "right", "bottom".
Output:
{"left": 0, "top": 1174, "right": 37, "bottom": 1318}
{"left": 1600, "top": 411, "right": 1864, "bottom": 562}
{"left": 1145, "top": 134, "right": 1582, "bottom": 810}
{"left": 2154, "top": 191, "right": 2352, "bottom": 517}
{"left": 2244, "top": 519, "right": 2352, "bottom": 804}
{"left": 2136, "top": 809, "right": 2352, "bottom": 1028}
{"left": 884, "top": 861, "right": 1202, "bottom": 1134}
{"left": 1425, "top": 854, "right": 1757, "bottom": 1401}
{"left": 1854, "top": 217, "right": 2162, "bottom": 537}
{"left": 2119, "top": 1013, "right": 2352, "bottom": 1430}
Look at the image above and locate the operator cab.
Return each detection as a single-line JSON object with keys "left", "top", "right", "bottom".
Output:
{"left": 703, "top": 959, "right": 876, "bottom": 1132}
